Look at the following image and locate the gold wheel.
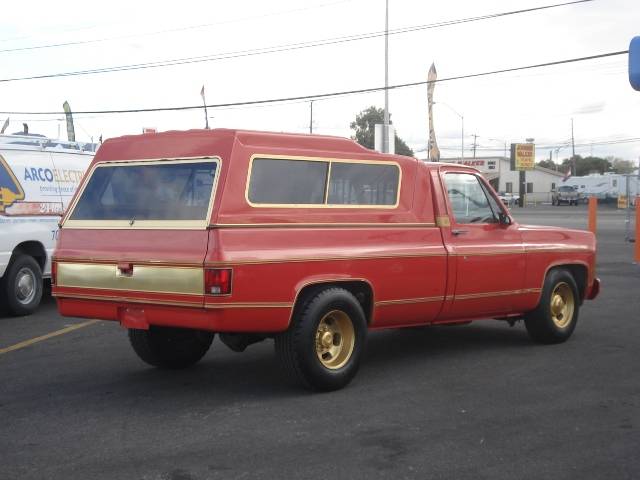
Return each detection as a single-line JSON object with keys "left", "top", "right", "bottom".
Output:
{"left": 550, "top": 282, "right": 575, "bottom": 329}
{"left": 315, "top": 310, "right": 355, "bottom": 370}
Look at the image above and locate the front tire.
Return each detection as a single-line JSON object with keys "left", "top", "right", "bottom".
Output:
{"left": 2, "top": 254, "right": 43, "bottom": 316}
{"left": 525, "top": 269, "right": 580, "bottom": 344}
{"left": 128, "top": 326, "right": 214, "bottom": 369}
{"left": 275, "top": 288, "right": 367, "bottom": 391}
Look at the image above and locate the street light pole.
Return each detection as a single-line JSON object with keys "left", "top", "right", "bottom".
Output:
{"left": 383, "top": 0, "right": 390, "bottom": 153}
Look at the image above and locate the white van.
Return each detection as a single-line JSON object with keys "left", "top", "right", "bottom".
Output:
{"left": 0, "top": 133, "right": 95, "bottom": 315}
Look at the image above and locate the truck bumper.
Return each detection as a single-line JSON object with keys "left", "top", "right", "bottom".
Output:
{"left": 55, "top": 296, "right": 292, "bottom": 333}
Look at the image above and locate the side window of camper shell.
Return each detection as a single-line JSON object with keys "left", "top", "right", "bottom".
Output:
{"left": 247, "top": 157, "right": 400, "bottom": 207}
{"left": 328, "top": 162, "right": 399, "bottom": 205}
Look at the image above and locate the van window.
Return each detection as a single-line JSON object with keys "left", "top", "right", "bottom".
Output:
{"left": 328, "top": 163, "right": 399, "bottom": 205}
{"left": 248, "top": 158, "right": 328, "bottom": 205}
{"left": 70, "top": 161, "right": 217, "bottom": 221}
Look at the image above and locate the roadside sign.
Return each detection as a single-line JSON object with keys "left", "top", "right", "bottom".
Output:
{"left": 510, "top": 143, "right": 535, "bottom": 171}
{"left": 630, "top": 36, "right": 640, "bottom": 91}
{"left": 618, "top": 195, "right": 628, "bottom": 209}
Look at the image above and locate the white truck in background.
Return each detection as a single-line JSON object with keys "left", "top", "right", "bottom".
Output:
{"left": 0, "top": 133, "right": 95, "bottom": 315}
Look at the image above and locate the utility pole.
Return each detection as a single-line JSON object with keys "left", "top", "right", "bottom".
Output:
{"left": 309, "top": 101, "right": 314, "bottom": 134}
{"left": 571, "top": 118, "right": 576, "bottom": 175}
{"left": 471, "top": 134, "right": 478, "bottom": 158}
{"left": 383, "top": 0, "right": 390, "bottom": 153}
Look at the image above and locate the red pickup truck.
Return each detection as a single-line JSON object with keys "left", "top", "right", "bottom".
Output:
{"left": 52, "top": 129, "right": 600, "bottom": 391}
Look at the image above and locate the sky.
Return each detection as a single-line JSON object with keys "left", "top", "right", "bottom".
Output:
{"left": 1, "top": 0, "right": 639, "bottom": 165}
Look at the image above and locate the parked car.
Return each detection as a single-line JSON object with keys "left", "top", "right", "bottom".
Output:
{"left": 0, "top": 133, "right": 94, "bottom": 315}
{"left": 497, "top": 191, "right": 519, "bottom": 207}
{"left": 52, "top": 129, "right": 600, "bottom": 391}
{"left": 552, "top": 185, "right": 581, "bottom": 205}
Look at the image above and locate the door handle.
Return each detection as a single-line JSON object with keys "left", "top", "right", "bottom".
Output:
{"left": 451, "top": 229, "right": 468, "bottom": 236}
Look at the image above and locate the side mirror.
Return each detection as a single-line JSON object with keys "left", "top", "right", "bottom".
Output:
{"left": 498, "top": 212, "right": 511, "bottom": 225}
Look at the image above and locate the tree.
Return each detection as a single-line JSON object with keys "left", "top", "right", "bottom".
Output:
{"left": 536, "top": 159, "right": 557, "bottom": 170}
{"left": 608, "top": 157, "right": 635, "bottom": 174}
{"left": 560, "top": 155, "right": 611, "bottom": 176}
{"left": 350, "top": 106, "right": 414, "bottom": 157}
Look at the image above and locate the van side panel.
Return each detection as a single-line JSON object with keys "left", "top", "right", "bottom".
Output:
{"left": 1, "top": 148, "right": 90, "bottom": 278}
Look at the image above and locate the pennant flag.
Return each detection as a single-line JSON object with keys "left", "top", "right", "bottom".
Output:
{"left": 63, "top": 101, "right": 76, "bottom": 142}
{"left": 200, "top": 85, "right": 209, "bottom": 129}
{"left": 427, "top": 63, "right": 440, "bottom": 162}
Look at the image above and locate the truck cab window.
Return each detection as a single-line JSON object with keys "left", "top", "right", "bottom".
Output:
{"left": 444, "top": 173, "right": 497, "bottom": 224}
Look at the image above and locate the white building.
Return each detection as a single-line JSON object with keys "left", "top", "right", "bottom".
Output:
{"left": 441, "top": 156, "right": 565, "bottom": 204}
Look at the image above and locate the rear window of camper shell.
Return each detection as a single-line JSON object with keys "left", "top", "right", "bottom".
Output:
{"left": 66, "top": 159, "right": 219, "bottom": 227}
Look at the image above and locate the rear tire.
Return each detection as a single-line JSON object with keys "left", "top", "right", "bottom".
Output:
{"left": 525, "top": 269, "right": 580, "bottom": 344}
{"left": 275, "top": 288, "right": 367, "bottom": 391}
{"left": 128, "top": 326, "right": 215, "bottom": 369}
{"left": 2, "top": 254, "right": 43, "bottom": 316}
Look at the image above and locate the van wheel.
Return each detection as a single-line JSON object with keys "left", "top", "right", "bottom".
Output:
{"left": 128, "top": 327, "right": 215, "bottom": 369}
{"left": 275, "top": 288, "right": 367, "bottom": 391}
{"left": 524, "top": 269, "right": 579, "bottom": 344}
{"left": 2, "top": 255, "right": 43, "bottom": 316}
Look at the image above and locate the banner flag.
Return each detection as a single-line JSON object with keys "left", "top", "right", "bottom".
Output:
{"left": 62, "top": 101, "right": 76, "bottom": 142}
{"left": 200, "top": 85, "right": 209, "bottom": 129}
{"left": 427, "top": 63, "right": 440, "bottom": 161}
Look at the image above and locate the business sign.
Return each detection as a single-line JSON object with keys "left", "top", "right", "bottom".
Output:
{"left": 510, "top": 143, "right": 535, "bottom": 171}
{"left": 449, "top": 158, "right": 498, "bottom": 173}
{"left": 630, "top": 36, "right": 640, "bottom": 91}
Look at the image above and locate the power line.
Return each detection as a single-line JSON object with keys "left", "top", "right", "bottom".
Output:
{"left": 0, "top": 0, "right": 593, "bottom": 83}
{"left": 0, "top": 49, "right": 626, "bottom": 116}
{"left": 436, "top": 137, "right": 640, "bottom": 152}
{"left": 0, "top": 0, "right": 356, "bottom": 53}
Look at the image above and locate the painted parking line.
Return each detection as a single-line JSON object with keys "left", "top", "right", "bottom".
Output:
{"left": 0, "top": 320, "right": 99, "bottom": 356}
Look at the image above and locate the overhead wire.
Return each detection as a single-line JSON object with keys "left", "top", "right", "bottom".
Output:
{"left": 0, "top": 0, "right": 593, "bottom": 83}
{"left": 0, "top": 0, "right": 356, "bottom": 53}
{"left": 0, "top": 50, "right": 627, "bottom": 116}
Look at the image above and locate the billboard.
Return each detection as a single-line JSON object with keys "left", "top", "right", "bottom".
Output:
{"left": 510, "top": 143, "right": 535, "bottom": 171}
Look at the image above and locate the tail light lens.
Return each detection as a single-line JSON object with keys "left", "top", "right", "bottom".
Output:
{"left": 51, "top": 261, "right": 57, "bottom": 286}
{"left": 204, "top": 268, "right": 232, "bottom": 295}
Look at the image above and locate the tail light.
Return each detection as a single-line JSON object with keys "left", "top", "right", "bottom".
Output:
{"left": 204, "top": 268, "right": 232, "bottom": 295}
{"left": 51, "top": 261, "right": 57, "bottom": 286}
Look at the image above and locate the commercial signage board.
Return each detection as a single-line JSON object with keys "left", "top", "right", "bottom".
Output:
{"left": 510, "top": 143, "right": 535, "bottom": 171}
{"left": 630, "top": 36, "right": 640, "bottom": 91}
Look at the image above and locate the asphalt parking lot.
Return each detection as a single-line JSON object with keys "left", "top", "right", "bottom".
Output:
{"left": 1, "top": 205, "right": 638, "bottom": 480}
